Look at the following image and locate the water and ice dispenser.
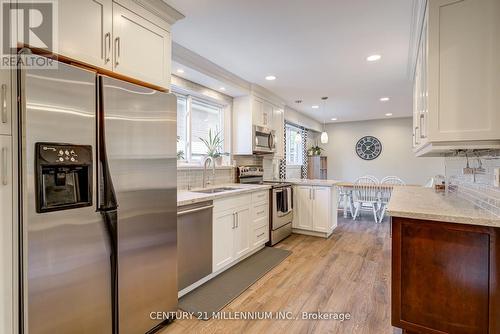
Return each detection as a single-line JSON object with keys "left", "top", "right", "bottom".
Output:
{"left": 35, "top": 143, "right": 93, "bottom": 213}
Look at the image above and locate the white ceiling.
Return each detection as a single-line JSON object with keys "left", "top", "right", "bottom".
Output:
{"left": 165, "top": 0, "right": 413, "bottom": 123}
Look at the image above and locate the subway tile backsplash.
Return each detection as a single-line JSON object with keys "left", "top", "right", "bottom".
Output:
{"left": 445, "top": 150, "right": 500, "bottom": 217}
{"left": 177, "top": 168, "right": 235, "bottom": 190}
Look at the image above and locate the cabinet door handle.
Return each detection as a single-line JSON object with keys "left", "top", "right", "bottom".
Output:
{"left": 114, "top": 37, "right": 120, "bottom": 66}
{"left": 232, "top": 213, "right": 235, "bottom": 229}
{"left": 256, "top": 210, "right": 265, "bottom": 215}
{"left": 309, "top": 188, "right": 312, "bottom": 200}
{"left": 313, "top": 189, "right": 315, "bottom": 200}
{"left": 419, "top": 114, "right": 426, "bottom": 139}
{"left": 414, "top": 126, "right": 420, "bottom": 145}
{"left": 104, "top": 32, "right": 111, "bottom": 64}
{"left": 257, "top": 232, "right": 265, "bottom": 238}
{"left": 235, "top": 212, "right": 239, "bottom": 228}
{"left": 1, "top": 147, "right": 7, "bottom": 186}
{"left": 1, "top": 84, "right": 7, "bottom": 124}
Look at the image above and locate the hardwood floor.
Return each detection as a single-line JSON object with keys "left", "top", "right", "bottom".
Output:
{"left": 161, "top": 213, "right": 402, "bottom": 334}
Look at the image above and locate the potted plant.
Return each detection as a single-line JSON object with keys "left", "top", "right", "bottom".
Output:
{"left": 199, "top": 129, "right": 228, "bottom": 166}
{"left": 308, "top": 145, "right": 323, "bottom": 156}
{"left": 176, "top": 136, "right": 184, "bottom": 160}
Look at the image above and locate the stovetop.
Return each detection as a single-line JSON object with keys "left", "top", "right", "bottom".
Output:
{"left": 237, "top": 165, "right": 292, "bottom": 188}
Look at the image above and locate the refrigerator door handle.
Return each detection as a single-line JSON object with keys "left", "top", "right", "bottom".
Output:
{"left": 97, "top": 77, "right": 118, "bottom": 211}
{"left": 100, "top": 208, "right": 118, "bottom": 334}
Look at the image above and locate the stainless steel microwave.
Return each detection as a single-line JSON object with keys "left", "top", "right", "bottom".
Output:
{"left": 253, "top": 125, "right": 276, "bottom": 154}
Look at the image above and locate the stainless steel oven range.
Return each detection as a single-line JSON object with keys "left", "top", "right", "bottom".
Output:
{"left": 238, "top": 166, "right": 293, "bottom": 245}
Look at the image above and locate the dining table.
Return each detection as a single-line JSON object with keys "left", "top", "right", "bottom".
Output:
{"left": 336, "top": 182, "right": 415, "bottom": 218}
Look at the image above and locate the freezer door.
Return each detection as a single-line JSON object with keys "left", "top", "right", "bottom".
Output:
{"left": 99, "top": 76, "right": 177, "bottom": 334}
{"left": 21, "top": 60, "right": 112, "bottom": 333}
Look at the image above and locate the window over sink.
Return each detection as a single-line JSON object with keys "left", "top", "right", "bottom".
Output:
{"left": 175, "top": 92, "right": 226, "bottom": 164}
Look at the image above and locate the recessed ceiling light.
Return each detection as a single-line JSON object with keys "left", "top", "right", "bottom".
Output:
{"left": 380, "top": 97, "right": 390, "bottom": 102}
{"left": 295, "top": 99, "right": 303, "bottom": 104}
{"left": 176, "top": 69, "right": 185, "bottom": 74}
{"left": 331, "top": 118, "right": 337, "bottom": 121}
{"left": 265, "top": 75, "right": 276, "bottom": 81}
{"left": 312, "top": 105, "right": 319, "bottom": 109}
{"left": 219, "top": 87, "right": 226, "bottom": 91}
{"left": 366, "top": 54, "right": 382, "bottom": 62}
{"left": 385, "top": 113, "right": 393, "bottom": 116}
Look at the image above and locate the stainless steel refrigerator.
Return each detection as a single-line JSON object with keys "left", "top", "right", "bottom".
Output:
{"left": 18, "top": 58, "right": 177, "bottom": 334}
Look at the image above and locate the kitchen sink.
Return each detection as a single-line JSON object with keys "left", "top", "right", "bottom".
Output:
{"left": 192, "top": 187, "right": 241, "bottom": 194}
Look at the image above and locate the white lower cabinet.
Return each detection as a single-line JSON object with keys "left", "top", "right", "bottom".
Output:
{"left": 212, "top": 209, "right": 236, "bottom": 271}
{"left": 213, "top": 191, "right": 269, "bottom": 273}
{"left": 293, "top": 185, "right": 337, "bottom": 237}
{"left": 234, "top": 206, "right": 251, "bottom": 258}
{"left": 295, "top": 186, "right": 313, "bottom": 230}
{"left": 0, "top": 135, "right": 12, "bottom": 334}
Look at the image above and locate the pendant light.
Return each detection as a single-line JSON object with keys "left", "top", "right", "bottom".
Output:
{"left": 320, "top": 97, "right": 329, "bottom": 144}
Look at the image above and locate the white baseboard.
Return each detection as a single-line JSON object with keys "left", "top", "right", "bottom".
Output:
{"left": 292, "top": 228, "right": 333, "bottom": 239}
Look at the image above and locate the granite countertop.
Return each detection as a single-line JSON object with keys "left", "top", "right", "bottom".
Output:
{"left": 282, "top": 179, "right": 341, "bottom": 187}
{"left": 177, "top": 183, "right": 271, "bottom": 206}
{"left": 387, "top": 187, "right": 500, "bottom": 228}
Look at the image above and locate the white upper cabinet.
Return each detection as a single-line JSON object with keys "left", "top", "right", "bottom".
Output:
{"left": 0, "top": 71, "right": 11, "bottom": 136}
{"left": 412, "top": 0, "right": 500, "bottom": 156}
{"left": 112, "top": 3, "right": 171, "bottom": 89}
{"left": 233, "top": 93, "right": 285, "bottom": 156}
{"left": 58, "top": 0, "right": 113, "bottom": 70}
{"left": 56, "top": 0, "right": 182, "bottom": 90}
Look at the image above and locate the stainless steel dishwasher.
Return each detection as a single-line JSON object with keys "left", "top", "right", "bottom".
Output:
{"left": 177, "top": 201, "right": 213, "bottom": 290}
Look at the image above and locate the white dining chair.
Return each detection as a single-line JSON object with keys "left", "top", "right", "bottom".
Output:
{"left": 380, "top": 176, "right": 405, "bottom": 185}
{"left": 359, "top": 175, "right": 379, "bottom": 184}
{"left": 352, "top": 177, "right": 380, "bottom": 223}
{"left": 338, "top": 186, "right": 354, "bottom": 218}
{"left": 378, "top": 176, "right": 406, "bottom": 223}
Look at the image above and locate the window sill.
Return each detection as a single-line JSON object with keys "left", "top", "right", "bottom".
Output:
{"left": 177, "top": 163, "right": 234, "bottom": 171}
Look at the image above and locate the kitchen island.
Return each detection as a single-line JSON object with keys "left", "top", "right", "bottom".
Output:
{"left": 387, "top": 187, "right": 500, "bottom": 334}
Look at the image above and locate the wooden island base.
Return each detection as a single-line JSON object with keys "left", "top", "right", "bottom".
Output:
{"left": 391, "top": 217, "right": 500, "bottom": 334}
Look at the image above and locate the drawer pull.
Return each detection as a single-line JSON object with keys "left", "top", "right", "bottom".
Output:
{"left": 257, "top": 232, "right": 265, "bottom": 238}
{"left": 257, "top": 210, "right": 265, "bottom": 215}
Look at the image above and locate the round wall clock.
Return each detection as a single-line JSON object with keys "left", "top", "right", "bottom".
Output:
{"left": 356, "top": 136, "right": 382, "bottom": 160}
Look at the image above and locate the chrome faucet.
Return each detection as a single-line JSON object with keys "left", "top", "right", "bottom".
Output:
{"left": 202, "top": 156, "right": 216, "bottom": 188}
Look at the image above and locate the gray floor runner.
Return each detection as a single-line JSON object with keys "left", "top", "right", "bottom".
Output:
{"left": 178, "top": 247, "right": 292, "bottom": 320}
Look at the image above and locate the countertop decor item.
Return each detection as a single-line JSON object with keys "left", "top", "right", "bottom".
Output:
{"left": 307, "top": 145, "right": 323, "bottom": 156}
{"left": 356, "top": 136, "right": 382, "bottom": 160}
{"left": 199, "top": 128, "right": 228, "bottom": 165}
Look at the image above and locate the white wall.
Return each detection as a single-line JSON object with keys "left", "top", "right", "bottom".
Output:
{"left": 321, "top": 118, "right": 444, "bottom": 185}
{"left": 285, "top": 106, "right": 322, "bottom": 132}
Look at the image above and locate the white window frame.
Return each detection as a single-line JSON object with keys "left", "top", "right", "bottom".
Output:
{"left": 174, "top": 90, "right": 229, "bottom": 165}
{"left": 286, "top": 123, "right": 304, "bottom": 166}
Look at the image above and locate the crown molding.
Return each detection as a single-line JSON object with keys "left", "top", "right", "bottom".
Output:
{"left": 172, "top": 42, "right": 251, "bottom": 93}
{"left": 126, "top": 0, "right": 185, "bottom": 26}
{"left": 407, "top": 0, "right": 427, "bottom": 80}
{"left": 250, "top": 84, "right": 286, "bottom": 108}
